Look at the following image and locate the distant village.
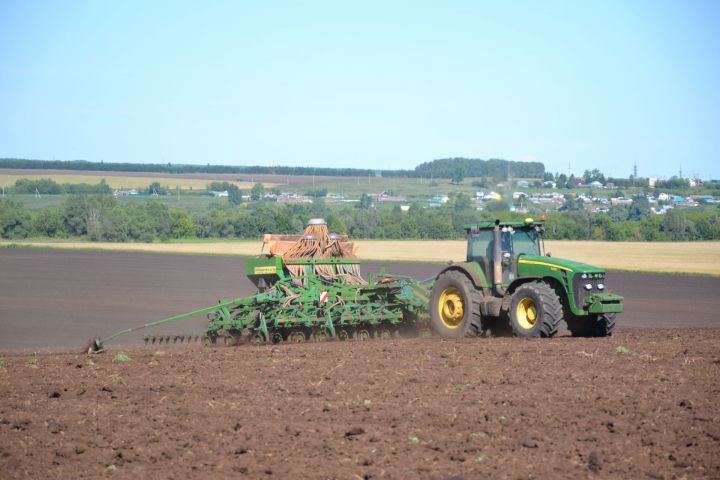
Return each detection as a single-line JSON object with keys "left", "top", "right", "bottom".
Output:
{"left": 113, "top": 175, "right": 719, "bottom": 216}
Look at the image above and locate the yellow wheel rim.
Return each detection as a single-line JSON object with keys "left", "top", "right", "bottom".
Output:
{"left": 438, "top": 287, "right": 465, "bottom": 329}
{"left": 516, "top": 297, "right": 538, "bottom": 330}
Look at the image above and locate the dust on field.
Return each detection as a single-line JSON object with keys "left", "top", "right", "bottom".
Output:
{"left": 1, "top": 329, "right": 718, "bottom": 479}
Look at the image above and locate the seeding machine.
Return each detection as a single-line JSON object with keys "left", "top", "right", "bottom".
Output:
{"left": 89, "top": 219, "right": 431, "bottom": 352}
{"left": 89, "top": 216, "right": 624, "bottom": 353}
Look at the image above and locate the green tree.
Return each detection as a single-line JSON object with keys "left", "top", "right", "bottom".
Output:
{"left": 450, "top": 166, "right": 465, "bottom": 184}
{"left": 485, "top": 200, "right": 510, "bottom": 212}
{"left": 250, "top": 183, "right": 265, "bottom": 201}
{"left": 582, "top": 169, "right": 606, "bottom": 184}
{"left": 326, "top": 213, "right": 347, "bottom": 235}
{"left": 0, "top": 199, "right": 31, "bottom": 238}
{"left": 12, "top": 178, "right": 63, "bottom": 194}
{"left": 358, "top": 192, "right": 372, "bottom": 209}
{"left": 32, "top": 208, "right": 66, "bottom": 237}
{"left": 608, "top": 205, "right": 630, "bottom": 223}
{"left": 146, "top": 181, "right": 167, "bottom": 195}
{"left": 61, "top": 195, "right": 117, "bottom": 236}
{"left": 450, "top": 191, "right": 473, "bottom": 211}
{"left": 693, "top": 211, "right": 720, "bottom": 240}
{"left": 228, "top": 188, "right": 243, "bottom": 205}
{"left": 170, "top": 210, "right": 195, "bottom": 238}
{"left": 628, "top": 196, "right": 650, "bottom": 221}
{"left": 562, "top": 195, "right": 584, "bottom": 211}
{"left": 661, "top": 209, "right": 695, "bottom": 240}
{"left": 557, "top": 173, "right": 568, "bottom": 187}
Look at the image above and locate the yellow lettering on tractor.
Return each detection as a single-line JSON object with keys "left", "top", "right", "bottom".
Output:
{"left": 254, "top": 266, "right": 277, "bottom": 274}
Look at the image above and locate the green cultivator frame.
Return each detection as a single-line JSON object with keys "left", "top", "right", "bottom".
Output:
{"left": 206, "top": 258, "right": 430, "bottom": 345}
{"left": 90, "top": 252, "right": 431, "bottom": 353}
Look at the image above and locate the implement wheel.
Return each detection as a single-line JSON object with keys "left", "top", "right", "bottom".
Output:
{"left": 430, "top": 271, "right": 482, "bottom": 338}
{"left": 288, "top": 330, "right": 306, "bottom": 343}
{"left": 509, "top": 282, "right": 562, "bottom": 338}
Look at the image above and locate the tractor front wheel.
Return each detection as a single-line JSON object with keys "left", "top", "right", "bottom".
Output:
{"left": 567, "top": 313, "right": 616, "bottom": 337}
{"left": 430, "top": 271, "right": 482, "bottom": 338}
{"left": 508, "top": 282, "right": 562, "bottom": 338}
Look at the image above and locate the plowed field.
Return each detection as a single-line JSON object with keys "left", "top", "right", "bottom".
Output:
{"left": 1, "top": 250, "right": 719, "bottom": 478}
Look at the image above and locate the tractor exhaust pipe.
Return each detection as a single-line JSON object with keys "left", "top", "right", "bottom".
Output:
{"left": 493, "top": 220, "right": 506, "bottom": 296}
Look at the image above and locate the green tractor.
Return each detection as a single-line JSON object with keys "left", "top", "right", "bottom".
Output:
{"left": 430, "top": 219, "right": 623, "bottom": 338}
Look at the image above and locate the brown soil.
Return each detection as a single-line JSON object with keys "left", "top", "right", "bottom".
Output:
{"left": 1, "top": 329, "right": 719, "bottom": 479}
{"left": 2, "top": 250, "right": 719, "bottom": 478}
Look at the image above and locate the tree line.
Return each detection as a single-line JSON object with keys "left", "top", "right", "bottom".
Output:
{"left": 1, "top": 196, "right": 718, "bottom": 242}
{"left": 0, "top": 157, "right": 547, "bottom": 180}
{"left": 381, "top": 157, "right": 545, "bottom": 180}
{"left": 0, "top": 158, "right": 376, "bottom": 177}
{"left": 5, "top": 178, "right": 112, "bottom": 195}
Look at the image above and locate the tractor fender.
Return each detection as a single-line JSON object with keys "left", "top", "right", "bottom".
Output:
{"left": 506, "top": 276, "right": 542, "bottom": 295}
{"left": 435, "top": 263, "right": 489, "bottom": 291}
{"left": 506, "top": 276, "right": 570, "bottom": 306}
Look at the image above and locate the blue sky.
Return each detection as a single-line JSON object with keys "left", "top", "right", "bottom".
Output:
{"left": 1, "top": 1, "right": 718, "bottom": 178}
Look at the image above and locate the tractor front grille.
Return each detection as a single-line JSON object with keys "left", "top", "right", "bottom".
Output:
{"left": 572, "top": 274, "right": 605, "bottom": 309}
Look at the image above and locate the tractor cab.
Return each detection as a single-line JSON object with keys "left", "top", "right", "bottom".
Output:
{"left": 466, "top": 219, "right": 545, "bottom": 287}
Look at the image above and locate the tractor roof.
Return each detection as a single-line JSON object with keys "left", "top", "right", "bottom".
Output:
{"left": 463, "top": 218, "right": 545, "bottom": 231}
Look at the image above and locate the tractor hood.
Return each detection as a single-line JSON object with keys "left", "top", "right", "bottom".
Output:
{"left": 517, "top": 255, "right": 603, "bottom": 275}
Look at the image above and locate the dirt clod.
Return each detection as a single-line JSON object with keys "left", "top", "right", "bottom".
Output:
{"left": 345, "top": 427, "right": 365, "bottom": 437}
{"left": 588, "top": 451, "right": 602, "bottom": 472}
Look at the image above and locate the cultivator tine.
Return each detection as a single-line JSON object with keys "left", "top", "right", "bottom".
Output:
{"left": 140, "top": 333, "right": 205, "bottom": 346}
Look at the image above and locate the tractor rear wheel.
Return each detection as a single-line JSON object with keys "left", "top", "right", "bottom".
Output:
{"left": 430, "top": 271, "right": 482, "bottom": 338}
{"left": 566, "top": 313, "right": 616, "bottom": 337}
{"left": 508, "top": 282, "right": 562, "bottom": 338}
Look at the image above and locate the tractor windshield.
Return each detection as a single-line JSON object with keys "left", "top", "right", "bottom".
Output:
{"left": 511, "top": 228, "right": 542, "bottom": 256}
{"left": 467, "top": 227, "right": 542, "bottom": 261}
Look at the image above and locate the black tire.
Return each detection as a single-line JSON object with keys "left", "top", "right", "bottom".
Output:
{"left": 567, "top": 313, "right": 616, "bottom": 337}
{"left": 508, "top": 282, "right": 562, "bottom": 338}
{"left": 429, "top": 271, "right": 482, "bottom": 338}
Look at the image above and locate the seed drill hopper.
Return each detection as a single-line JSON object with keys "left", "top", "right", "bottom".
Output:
{"left": 89, "top": 219, "right": 430, "bottom": 352}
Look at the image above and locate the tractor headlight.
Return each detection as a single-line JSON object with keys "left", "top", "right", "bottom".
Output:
{"left": 584, "top": 283, "right": 593, "bottom": 291}
{"left": 597, "top": 283, "right": 605, "bottom": 290}
{"left": 581, "top": 273, "right": 587, "bottom": 279}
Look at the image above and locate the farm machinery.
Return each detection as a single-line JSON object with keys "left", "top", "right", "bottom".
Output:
{"left": 89, "top": 219, "right": 431, "bottom": 352}
{"left": 429, "top": 219, "right": 624, "bottom": 338}
{"left": 89, "top": 217, "right": 623, "bottom": 353}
